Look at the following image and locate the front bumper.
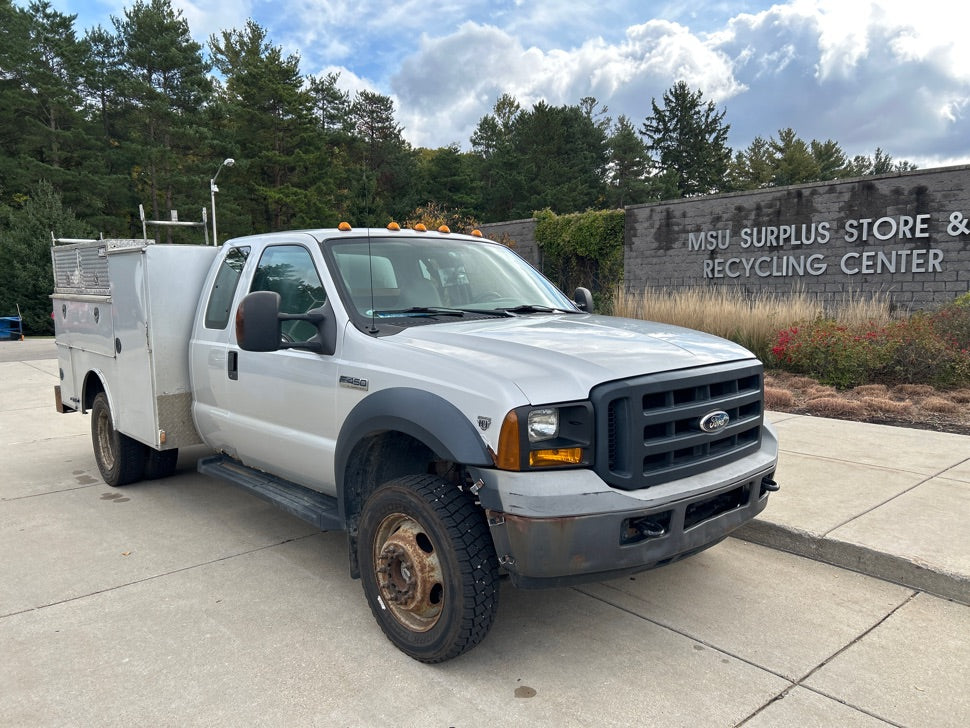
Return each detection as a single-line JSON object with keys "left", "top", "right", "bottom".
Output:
{"left": 487, "top": 468, "right": 776, "bottom": 588}
{"left": 473, "top": 422, "right": 779, "bottom": 588}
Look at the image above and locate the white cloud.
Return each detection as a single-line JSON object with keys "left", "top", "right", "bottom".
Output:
{"left": 40, "top": 0, "right": 970, "bottom": 164}
{"left": 391, "top": 18, "right": 744, "bottom": 148}
{"left": 709, "top": 1, "right": 970, "bottom": 162}
{"left": 175, "top": 0, "right": 254, "bottom": 41}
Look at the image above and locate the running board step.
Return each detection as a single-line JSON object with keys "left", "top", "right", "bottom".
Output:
{"left": 197, "top": 454, "right": 344, "bottom": 532}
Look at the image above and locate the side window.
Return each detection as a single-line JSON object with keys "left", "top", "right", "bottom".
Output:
{"left": 250, "top": 245, "right": 327, "bottom": 343}
{"left": 204, "top": 246, "right": 250, "bottom": 329}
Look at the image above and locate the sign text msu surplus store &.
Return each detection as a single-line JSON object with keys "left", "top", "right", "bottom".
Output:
{"left": 689, "top": 211, "right": 970, "bottom": 279}
{"left": 624, "top": 165, "right": 970, "bottom": 308}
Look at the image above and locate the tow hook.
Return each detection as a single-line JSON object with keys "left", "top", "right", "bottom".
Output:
{"left": 636, "top": 520, "right": 667, "bottom": 538}
{"left": 761, "top": 477, "right": 780, "bottom": 492}
{"left": 621, "top": 514, "right": 670, "bottom": 545}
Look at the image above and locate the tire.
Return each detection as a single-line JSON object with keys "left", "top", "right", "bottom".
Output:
{"left": 91, "top": 392, "right": 147, "bottom": 487}
{"left": 358, "top": 475, "right": 500, "bottom": 663}
{"left": 143, "top": 448, "right": 179, "bottom": 480}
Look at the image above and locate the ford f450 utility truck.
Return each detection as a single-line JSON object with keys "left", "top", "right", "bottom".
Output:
{"left": 52, "top": 225, "right": 779, "bottom": 662}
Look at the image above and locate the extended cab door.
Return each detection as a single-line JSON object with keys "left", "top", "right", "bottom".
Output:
{"left": 191, "top": 238, "right": 340, "bottom": 493}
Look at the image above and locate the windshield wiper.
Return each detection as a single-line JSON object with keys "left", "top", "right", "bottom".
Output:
{"left": 374, "top": 307, "right": 468, "bottom": 317}
{"left": 501, "top": 304, "right": 580, "bottom": 315}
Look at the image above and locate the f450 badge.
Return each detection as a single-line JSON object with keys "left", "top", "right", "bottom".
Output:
{"left": 339, "top": 375, "right": 369, "bottom": 391}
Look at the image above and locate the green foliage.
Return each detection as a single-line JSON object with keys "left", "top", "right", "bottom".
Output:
{"left": 0, "top": 0, "right": 925, "bottom": 316}
{"left": 473, "top": 95, "right": 609, "bottom": 221}
{"left": 640, "top": 81, "right": 731, "bottom": 198}
{"left": 730, "top": 132, "right": 917, "bottom": 190}
{"left": 534, "top": 209, "right": 624, "bottom": 311}
{"left": 605, "top": 115, "right": 654, "bottom": 207}
{"left": 210, "top": 20, "right": 316, "bottom": 234}
{"left": 771, "top": 299, "right": 970, "bottom": 389}
{"left": 114, "top": 0, "right": 212, "bottom": 240}
{"left": 0, "top": 180, "right": 92, "bottom": 335}
{"left": 847, "top": 147, "right": 918, "bottom": 176}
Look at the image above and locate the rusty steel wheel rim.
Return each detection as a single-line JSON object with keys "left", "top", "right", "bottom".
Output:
{"left": 372, "top": 513, "right": 444, "bottom": 632}
{"left": 95, "top": 408, "right": 116, "bottom": 470}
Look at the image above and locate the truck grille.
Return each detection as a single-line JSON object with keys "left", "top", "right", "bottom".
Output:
{"left": 592, "top": 361, "right": 764, "bottom": 491}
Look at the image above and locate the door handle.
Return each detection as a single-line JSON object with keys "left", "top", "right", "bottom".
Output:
{"left": 228, "top": 350, "right": 238, "bottom": 380}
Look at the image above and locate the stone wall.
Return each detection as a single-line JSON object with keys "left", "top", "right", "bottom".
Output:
{"left": 625, "top": 165, "right": 970, "bottom": 310}
{"left": 478, "top": 218, "right": 540, "bottom": 267}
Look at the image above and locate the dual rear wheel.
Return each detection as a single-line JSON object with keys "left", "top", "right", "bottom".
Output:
{"left": 90, "top": 392, "right": 178, "bottom": 486}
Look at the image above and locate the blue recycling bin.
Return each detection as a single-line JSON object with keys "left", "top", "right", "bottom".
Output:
{"left": 0, "top": 315, "right": 23, "bottom": 340}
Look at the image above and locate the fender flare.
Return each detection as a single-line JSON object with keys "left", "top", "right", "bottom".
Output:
{"left": 335, "top": 387, "right": 493, "bottom": 491}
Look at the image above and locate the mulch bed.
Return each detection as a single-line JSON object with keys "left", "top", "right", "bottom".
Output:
{"left": 764, "top": 371, "right": 970, "bottom": 436}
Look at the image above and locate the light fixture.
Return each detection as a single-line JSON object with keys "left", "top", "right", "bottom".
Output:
{"left": 210, "top": 158, "right": 235, "bottom": 246}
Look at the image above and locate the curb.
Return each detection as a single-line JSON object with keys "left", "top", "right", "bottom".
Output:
{"left": 734, "top": 519, "right": 970, "bottom": 607}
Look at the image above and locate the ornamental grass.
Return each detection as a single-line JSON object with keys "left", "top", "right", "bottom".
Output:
{"left": 615, "top": 286, "right": 970, "bottom": 389}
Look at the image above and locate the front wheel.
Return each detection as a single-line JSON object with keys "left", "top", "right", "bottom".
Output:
{"left": 91, "top": 392, "right": 146, "bottom": 487}
{"left": 358, "top": 475, "right": 500, "bottom": 663}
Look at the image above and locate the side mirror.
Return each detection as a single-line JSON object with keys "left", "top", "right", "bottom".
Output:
{"left": 236, "top": 291, "right": 283, "bottom": 352}
{"left": 573, "top": 287, "right": 594, "bottom": 313}
{"left": 236, "top": 291, "right": 332, "bottom": 354}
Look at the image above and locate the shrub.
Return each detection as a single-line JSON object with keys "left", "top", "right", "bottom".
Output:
{"left": 804, "top": 397, "right": 866, "bottom": 418}
{"left": 921, "top": 396, "right": 959, "bottom": 414}
{"left": 770, "top": 306, "right": 970, "bottom": 389}
{"left": 764, "top": 387, "right": 794, "bottom": 409}
{"left": 860, "top": 397, "right": 913, "bottom": 417}
{"left": 770, "top": 320, "right": 895, "bottom": 388}
{"left": 535, "top": 209, "right": 624, "bottom": 312}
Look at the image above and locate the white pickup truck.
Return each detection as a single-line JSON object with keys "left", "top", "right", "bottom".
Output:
{"left": 52, "top": 225, "right": 779, "bottom": 662}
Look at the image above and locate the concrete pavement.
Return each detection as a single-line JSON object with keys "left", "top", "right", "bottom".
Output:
{"left": 2, "top": 338, "right": 969, "bottom": 727}
{"left": 738, "top": 412, "right": 970, "bottom": 606}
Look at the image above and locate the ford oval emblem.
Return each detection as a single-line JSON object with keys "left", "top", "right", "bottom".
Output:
{"left": 699, "top": 410, "right": 730, "bottom": 433}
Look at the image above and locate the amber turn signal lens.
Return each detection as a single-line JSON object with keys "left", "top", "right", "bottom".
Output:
{"left": 529, "top": 448, "right": 583, "bottom": 467}
{"left": 496, "top": 410, "right": 521, "bottom": 470}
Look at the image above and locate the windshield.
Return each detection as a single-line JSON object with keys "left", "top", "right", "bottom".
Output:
{"left": 324, "top": 236, "right": 577, "bottom": 324}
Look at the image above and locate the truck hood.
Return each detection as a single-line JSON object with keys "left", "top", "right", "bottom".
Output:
{"left": 393, "top": 313, "right": 757, "bottom": 404}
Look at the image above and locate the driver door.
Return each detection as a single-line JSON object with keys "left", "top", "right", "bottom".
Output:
{"left": 222, "top": 242, "right": 340, "bottom": 492}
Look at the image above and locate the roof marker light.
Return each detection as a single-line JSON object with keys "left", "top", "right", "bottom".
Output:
{"left": 437, "top": 225, "right": 451, "bottom": 234}
{"left": 387, "top": 221, "right": 401, "bottom": 231}
{"left": 471, "top": 229, "right": 483, "bottom": 237}
{"left": 338, "top": 221, "right": 352, "bottom": 231}
{"left": 414, "top": 223, "right": 427, "bottom": 232}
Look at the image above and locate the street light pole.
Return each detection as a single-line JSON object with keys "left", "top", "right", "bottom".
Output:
{"left": 209, "top": 158, "right": 235, "bottom": 246}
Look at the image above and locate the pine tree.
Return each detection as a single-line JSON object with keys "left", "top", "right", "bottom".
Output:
{"left": 606, "top": 115, "right": 652, "bottom": 207}
{"left": 0, "top": 180, "right": 92, "bottom": 334}
{"left": 210, "top": 20, "right": 317, "bottom": 233}
{"left": 728, "top": 136, "right": 775, "bottom": 191}
{"left": 769, "top": 128, "right": 820, "bottom": 186}
{"left": 470, "top": 94, "right": 522, "bottom": 221}
{"left": 810, "top": 139, "right": 850, "bottom": 180}
{"left": 114, "top": 0, "right": 212, "bottom": 240}
{"left": 0, "top": 1, "right": 95, "bottom": 209}
{"left": 640, "top": 81, "right": 731, "bottom": 198}
{"left": 348, "top": 90, "right": 416, "bottom": 225}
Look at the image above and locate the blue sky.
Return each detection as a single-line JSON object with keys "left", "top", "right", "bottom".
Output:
{"left": 40, "top": 0, "right": 970, "bottom": 167}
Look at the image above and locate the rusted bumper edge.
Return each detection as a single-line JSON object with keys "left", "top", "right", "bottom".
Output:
{"left": 486, "top": 470, "right": 777, "bottom": 589}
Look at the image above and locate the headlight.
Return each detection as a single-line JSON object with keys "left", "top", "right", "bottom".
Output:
{"left": 496, "top": 402, "right": 593, "bottom": 471}
{"left": 527, "top": 408, "right": 559, "bottom": 442}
